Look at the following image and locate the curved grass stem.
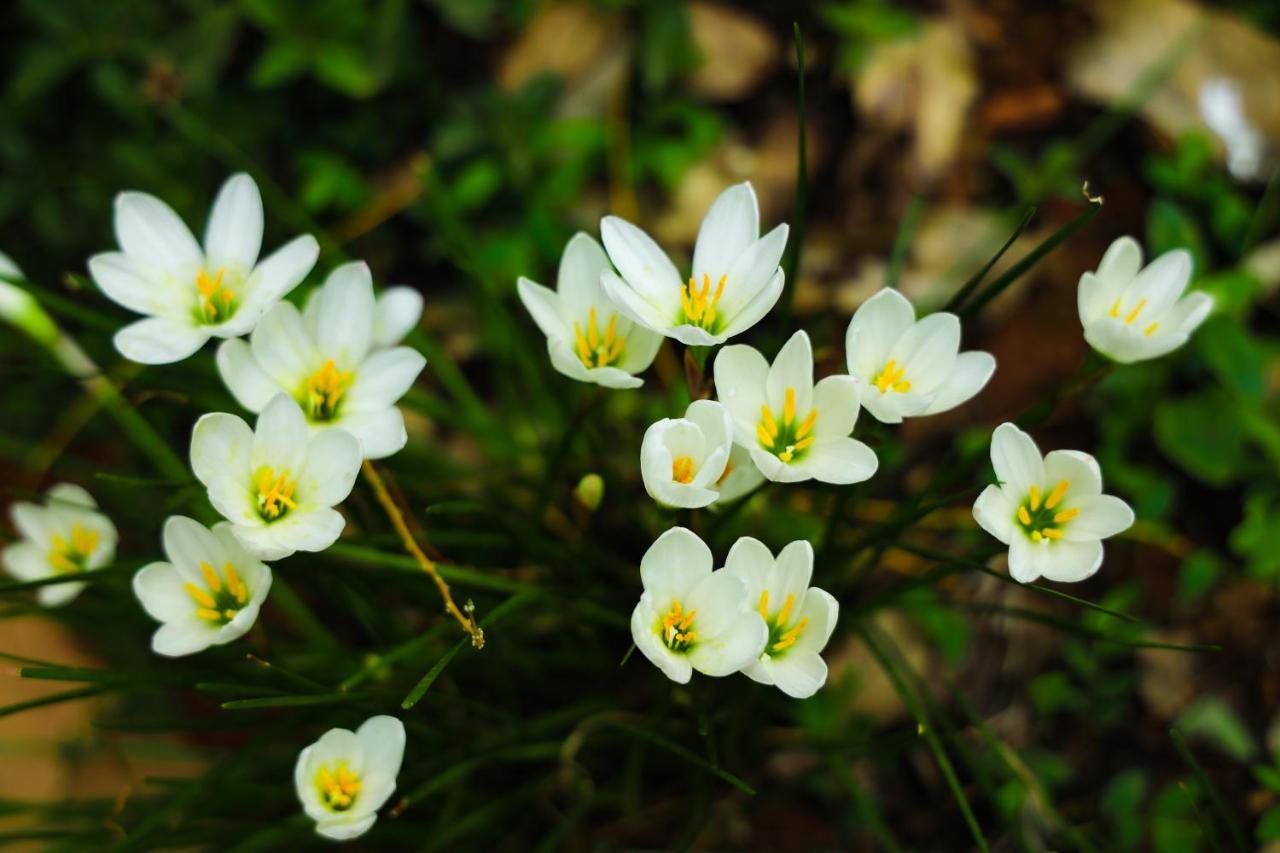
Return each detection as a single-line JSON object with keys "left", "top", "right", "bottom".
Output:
{"left": 362, "top": 460, "right": 484, "bottom": 648}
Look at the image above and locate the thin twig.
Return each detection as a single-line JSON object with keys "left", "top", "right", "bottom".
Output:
{"left": 362, "top": 460, "right": 484, "bottom": 648}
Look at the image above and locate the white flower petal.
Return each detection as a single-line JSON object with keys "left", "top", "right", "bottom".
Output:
{"left": 972, "top": 484, "right": 1015, "bottom": 544}
{"left": 765, "top": 540, "right": 815, "bottom": 613}
{"left": 315, "top": 814, "right": 377, "bottom": 841}
{"left": 888, "top": 312, "right": 961, "bottom": 393}
{"left": 687, "top": 613, "right": 768, "bottom": 676}
{"left": 713, "top": 344, "right": 770, "bottom": 439}
{"left": 721, "top": 537, "right": 773, "bottom": 595}
{"left": 683, "top": 568, "right": 749, "bottom": 639}
{"left": 114, "top": 317, "right": 209, "bottom": 364}
{"left": 599, "top": 216, "right": 682, "bottom": 314}
{"left": 3, "top": 541, "right": 49, "bottom": 581}
{"left": 600, "top": 270, "right": 673, "bottom": 331}
{"left": 133, "top": 562, "right": 190, "bottom": 622}
{"left": 251, "top": 394, "right": 309, "bottom": 474}
{"left": 717, "top": 223, "right": 789, "bottom": 320}
{"left": 356, "top": 715, "right": 406, "bottom": 786}
{"left": 1037, "top": 538, "right": 1105, "bottom": 583}
{"left": 242, "top": 233, "right": 319, "bottom": 313}
{"left": 792, "top": 437, "right": 878, "bottom": 485}
{"left": 989, "top": 422, "right": 1044, "bottom": 495}
{"left": 344, "top": 348, "right": 426, "bottom": 412}
{"left": 1170, "top": 291, "right": 1214, "bottom": 335}
{"left": 88, "top": 252, "right": 174, "bottom": 316}
{"left": 1043, "top": 449, "right": 1102, "bottom": 499}
{"left": 718, "top": 267, "right": 785, "bottom": 340}
{"left": 685, "top": 400, "right": 732, "bottom": 466}
{"left": 766, "top": 330, "right": 814, "bottom": 413}
{"left": 845, "top": 288, "right": 915, "bottom": 379}
{"left": 763, "top": 650, "right": 828, "bottom": 699}
{"left": 190, "top": 412, "right": 254, "bottom": 495}
{"left": 631, "top": 599, "right": 693, "bottom": 684}
{"left": 1124, "top": 248, "right": 1192, "bottom": 315}
{"left": 337, "top": 407, "right": 408, "bottom": 460}
{"left": 923, "top": 351, "right": 995, "bottom": 415}
{"left": 1007, "top": 536, "right": 1043, "bottom": 583}
{"left": 810, "top": 375, "right": 860, "bottom": 439}
{"left": 692, "top": 182, "right": 759, "bottom": 281}
{"left": 38, "top": 581, "right": 86, "bottom": 607}
{"left": 557, "top": 232, "right": 612, "bottom": 315}
{"left": 315, "top": 262, "right": 376, "bottom": 366}
{"left": 251, "top": 301, "right": 321, "bottom": 390}
{"left": 114, "top": 191, "right": 202, "bottom": 272}
{"left": 517, "top": 277, "right": 568, "bottom": 339}
{"left": 1065, "top": 495, "right": 1134, "bottom": 541}
{"left": 45, "top": 483, "right": 96, "bottom": 510}
{"left": 640, "top": 526, "right": 712, "bottom": 604}
{"left": 162, "top": 515, "right": 225, "bottom": 580}
{"left": 711, "top": 444, "right": 766, "bottom": 505}
{"left": 204, "top": 173, "right": 263, "bottom": 273}
{"left": 750, "top": 446, "right": 811, "bottom": 483}
{"left": 152, "top": 620, "right": 220, "bottom": 657}
{"left": 615, "top": 323, "right": 663, "bottom": 375}
{"left": 793, "top": 587, "right": 839, "bottom": 653}
{"left": 302, "top": 429, "right": 362, "bottom": 506}
{"left": 1096, "top": 235, "right": 1143, "bottom": 286}
{"left": 216, "top": 339, "right": 279, "bottom": 413}
{"left": 271, "top": 507, "right": 346, "bottom": 555}
{"left": 373, "top": 286, "right": 424, "bottom": 348}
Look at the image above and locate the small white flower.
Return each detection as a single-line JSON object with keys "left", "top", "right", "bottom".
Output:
{"left": 2, "top": 483, "right": 117, "bottom": 607}
{"left": 600, "top": 182, "right": 789, "bottom": 346}
{"left": 295, "top": 715, "right": 406, "bottom": 841}
{"left": 1077, "top": 236, "right": 1214, "bottom": 364}
{"left": 371, "top": 286, "right": 424, "bottom": 349}
{"left": 640, "top": 400, "right": 735, "bottom": 508}
{"left": 133, "top": 516, "right": 272, "bottom": 657}
{"left": 216, "top": 261, "right": 426, "bottom": 460}
{"left": 190, "top": 393, "right": 361, "bottom": 561}
{"left": 1199, "top": 77, "right": 1266, "bottom": 182}
{"left": 89, "top": 173, "right": 319, "bottom": 364}
{"left": 973, "top": 423, "right": 1135, "bottom": 584}
{"left": 631, "top": 527, "right": 767, "bottom": 684}
{"left": 845, "top": 288, "right": 995, "bottom": 424}
{"left": 723, "top": 538, "right": 838, "bottom": 699}
{"left": 517, "top": 233, "right": 662, "bottom": 389}
{"left": 714, "top": 330, "right": 878, "bottom": 485}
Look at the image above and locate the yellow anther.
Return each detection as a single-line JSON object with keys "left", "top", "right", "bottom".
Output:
{"left": 796, "top": 408, "right": 817, "bottom": 440}
{"left": 873, "top": 359, "right": 911, "bottom": 394}
{"left": 195, "top": 268, "right": 234, "bottom": 321}
{"left": 316, "top": 763, "right": 362, "bottom": 811}
{"left": 758, "top": 589, "right": 769, "bottom": 620}
{"left": 672, "top": 456, "right": 695, "bottom": 484}
{"left": 1053, "top": 507, "right": 1080, "bottom": 524}
{"left": 72, "top": 524, "right": 99, "bottom": 555}
{"left": 776, "top": 593, "right": 796, "bottom": 626}
{"left": 1028, "top": 485, "right": 1042, "bottom": 511}
{"left": 184, "top": 583, "right": 216, "bottom": 609}
{"left": 1042, "top": 528, "right": 1063, "bottom": 540}
{"left": 200, "top": 562, "right": 222, "bottom": 592}
{"left": 759, "top": 405, "right": 778, "bottom": 439}
{"left": 196, "top": 607, "right": 221, "bottom": 621}
{"left": 771, "top": 617, "right": 809, "bottom": 652}
{"left": 660, "top": 600, "right": 698, "bottom": 649}
{"left": 783, "top": 387, "right": 796, "bottom": 425}
{"left": 1031, "top": 530, "right": 1043, "bottom": 542}
{"left": 680, "top": 273, "right": 728, "bottom": 329}
{"left": 715, "top": 459, "right": 735, "bottom": 486}
{"left": 1143, "top": 322, "right": 1159, "bottom": 337}
{"left": 756, "top": 423, "right": 774, "bottom": 447}
{"left": 1124, "top": 298, "right": 1147, "bottom": 324}
{"left": 1108, "top": 298, "right": 1121, "bottom": 318}
{"left": 1044, "top": 479, "right": 1070, "bottom": 510}
{"left": 1017, "top": 506, "right": 1032, "bottom": 525}
{"left": 48, "top": 524, "right": 98, "bottom": 574}
{"left": 255, "top": 468, "right": 298, "bottom": 520}
{"left": 224, "top": 563, "right": 247, "bottom": 604}
{"left": 573, "top": 306, "right": 626, "bottom": 368}
{"left": 306, "top": 359, "right": 353, "bottom": 420}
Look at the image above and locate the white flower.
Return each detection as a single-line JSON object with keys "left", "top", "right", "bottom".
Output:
{"left": 973, "top": 423, "right": 1135, "bottom": 584}
{"left": 190, "top": 393, "right": 361, "bottom": 561}
{"left": 1077, "top": 236, "right": 1214, "bottom": 364}
{"left": 723, "top": 538, "right": 838, "bottom": 698}
{"left": 295, "top": 715, "right": 406, "bottom": 841}
{"left": 517, "top": 233, "right": 662, "bottom": 389}
{"left": 1199, "top": 77, "right": 1266, "bottom": 182}
{"left": 307, "top": 281, "right": 423, "bottom": 350}
{"left": 2, "top": 484, "right": 117, "bottom": 606}
{"left": 845, "top": 288, "right": 995, "bottom": 424}
{"left": 631, "top": 527, "right": 767, "bottom": 684}
{"left": 714, "top": 330, "right": 878, "bottom": 485}
{"left": 216, "top": 261, "right": 426, "bottom": 459}
{"left": 89, "top": 173, "right": 319, "bottom": 364}
{"left": 133, "top": 516, "right": 272, "bottom": 656}
{"left": 600, "top": 182, "right": 789, "bottom": 346}
{"left": 640, "top": 400, "right": 735, "bottom": 508}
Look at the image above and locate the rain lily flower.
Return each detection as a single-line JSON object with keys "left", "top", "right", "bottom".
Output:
{"left": 190, "top": 393, "right": 362, "bottom": 561}
{"left": 1077, "top": 236, "right": 1214, "bottom": 364}
{"left": 216, "top": 261, "right": 426, "bottom": 459}
{"left": 600, "top": 182, "right": 789, "bottom": 346}
{"left": 295, "top": 715, "right": 406, "bottom": 841}
{"left": 973, "top": 423, "right": 1134, "bottom": 584}
{"left": 517, "top": 233, "right": 662, "bottom": 389}
{"left": 133, "top": 516, "right": 272, "bottom": 657}
{"left": 640, "top": 400, "right": 735, "bottom": 508}
{"left": 845, "top": 288, "right": 996, "bottom": 424}
{"left": 631, "top": 527, "right": 767, "bottom": 684}
{"left": 88, "top": 172, "right": 319, "bottom": 364}
{"left": 2, "top": 483, "right": 117, "bottom": 607}
{"left": 723, "top": 538, "right": 838, "bottom": 698}
{"left": 308, "top": 282, "right": 423, "bottom": 350}
{"left": 714, "top": 330, "right": 877, "bottom": 484}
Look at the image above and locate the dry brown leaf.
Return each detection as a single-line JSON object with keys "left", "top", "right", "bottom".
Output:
{"left": 686, "top": 2, "right": 780, "bottom": 102}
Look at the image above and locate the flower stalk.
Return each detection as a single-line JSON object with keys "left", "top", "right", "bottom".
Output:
{"left": 361, "top": 459, "right": 484, "bottom": 648}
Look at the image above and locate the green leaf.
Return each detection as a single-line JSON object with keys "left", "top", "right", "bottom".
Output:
{"left": 1252, "top": 764, "right": 1280, "bottom": 794}
{"left": 1146, "top": 199, "right": 1207, "bottom": 275}
{"left": 1194, "top": 315, "right": 1264, "bottom": 399}
{"left": 1230, "top": 491, "right": 1280, "bottom": 580}
{"left": 1258, "top": 805, "right": 1280, "bottom": 841}
{"left": 1176, "top": 550, "right": 1222, "bottom": 606}
{"left": 1175, "top": 696, "right": 1257, "bottom": 762}
{"left": 1153, "top": 391, "right": 1249, "bottom": 486}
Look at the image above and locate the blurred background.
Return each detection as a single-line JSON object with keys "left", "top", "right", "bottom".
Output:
{"left": 1, "top": 0, "right": 1278, "bottom": 849}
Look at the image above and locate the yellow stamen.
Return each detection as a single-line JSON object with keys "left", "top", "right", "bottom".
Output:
{"left": 1143, "top": 322, "right": 1159, "bottom": 337}
{"left": 223, "top": 608, "right": 238, "bottom": 620}
{"left": 1031, "top": 530, "right": 1043, "bottom": 542}
{"left": 1124, "top": 298, "right": 1147, "bottom": 324}
{"left": 195, "top": 268, "right": 233, "bottom": 320}
{"left": 672, "top": 456, "right": 695, "bottom": 484}
{"left": 574, "top": 307, "right": 627, "bottom": 368}
{"left": 796, "top": 409, "right": 817, "bottom": 440}
{"left": 1044, "top": 479, "right": 1069, "bottom": 511}
{"left": 782, "top": 387, "right": 796, "bottom": 425}
{"left": 1017, "top": 506, "right": 1032, "bottom": 525}
{"left": 200, "top": 562, "right": 222, "bottom": 592}
{"left": 48, "top": 524, "right": 99, "bottom": 574}
{"left": 759, "top": 405, "right": 778, "bottom": 440}
{"left": 255, "top": 468, "right": 298, "bottom": 520}
{"left": 184, "top": 583, "right": 215, "bottom": 609}
{"left": 1042, "top": 528, "right": 1063, "bottom": 540}
{"left": 1108, "top": 297, "right": 1121, "bottom": 318}
{"left": 196, "top": 607, "right": 221, "bottom": 621}
{"left": 224, "top": 563, "right": 247, "bottom": 603}
{"left": 1053, "top": 507, "right": 1080, "bottom": 524}
{"left": 873, "top": 359, "right": 911, "bottom": 394}
{"left": 306, "top": 359, "right": 353, "bottom": 420}
{"left": 1028, "top": 485, "right": 1042, "bottom": 511}
{"left": 316, "top": 763, "right": 362, "bottom": 811}
{"left": 776, "top": 593, "right": 796, "bottom": 626}
{"left": 587, "top": 306, "right": 600, "bottom": 349}
{"left": 772, "top": 617, "right": 809, "bottom": 652}
{"left": 715, "top": 459, "right": 735, "bottom": 486}
{"left": 680, "top": 274, "right": 728, "bottom": 329}
{"left": 758, "top": 589, "right": 769, "bottom": 620}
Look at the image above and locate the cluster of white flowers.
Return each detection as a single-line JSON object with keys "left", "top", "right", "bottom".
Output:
{"left": 516, "top": 182, "right": 1216, "bottom": 695}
